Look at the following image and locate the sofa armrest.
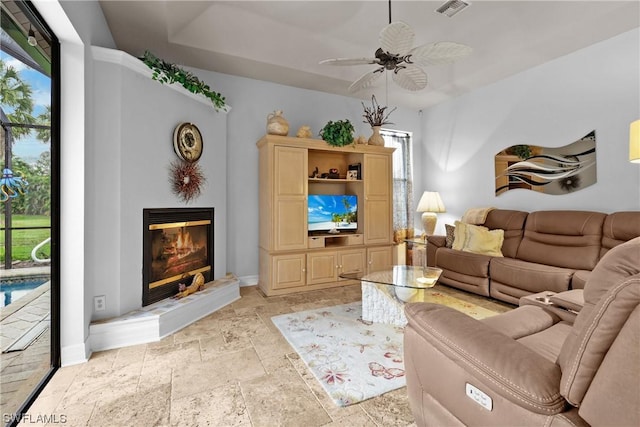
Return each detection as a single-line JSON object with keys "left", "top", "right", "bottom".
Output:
{"left": 427, "top": 235, "right": 446, "bottom": 248}
{"left": 426, "top": 235, "right": 445, "bottom": 267}
{"left": 405, "top": 303, "right": 566, "bottom": 415}
{"left": 549, "top": 289, "right": 584, "bottom": 313}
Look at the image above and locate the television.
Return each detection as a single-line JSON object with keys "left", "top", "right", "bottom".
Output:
{"left": 308, "top": 194, "right": 358, "bottom": 233}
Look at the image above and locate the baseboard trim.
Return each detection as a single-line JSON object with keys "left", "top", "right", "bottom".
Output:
{"left": 61, "top": 340, "right": 90, "bottom": 366}
{"left": 238, "top": 274, "right": 258, "bottom": 287}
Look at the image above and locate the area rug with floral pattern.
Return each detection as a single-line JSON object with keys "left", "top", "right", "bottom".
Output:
{"left": 272, "top": 302, "right": 406, "bottom": 407}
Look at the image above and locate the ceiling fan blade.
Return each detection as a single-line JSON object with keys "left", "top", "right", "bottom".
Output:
{"left": 380, "top": 21, "right": 415, "bottom": 56}
{"left": 319, "top": 58, "right": 378, "bottom": 66}
{"left": 348, "top": 69, "right": 383, "bottom": 93}
{"left": 392, "top": 65, "right": 427, "bottom": 91}
{"left": 407, "top": 42, "right": 472, "bottom": 66}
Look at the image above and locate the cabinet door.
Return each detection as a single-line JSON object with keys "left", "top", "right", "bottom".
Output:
{"left": 364, "top": 153, "right": 392, "bottom": 245}
{"left": 367, "top": 246, "right": 393, "bottom": 274}
{"left": 274, "top": 146, "right": 308, "bottom": 250}
{"left": 272, "top": 253, "right": 306, "bottom": 290}
{"left": 338, "top": 248, "right": 366, "bottom": 278}
{"left": 307, "top": 252, "right": 337, "bottom": 285}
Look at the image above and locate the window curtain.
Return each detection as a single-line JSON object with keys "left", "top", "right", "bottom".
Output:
{"left": 381, "top": 130, "right": 414, "bottom": 244}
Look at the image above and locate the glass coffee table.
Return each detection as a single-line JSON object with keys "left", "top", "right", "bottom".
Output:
{"left": 340, "top": 265, "right": 443, "bottom": 326}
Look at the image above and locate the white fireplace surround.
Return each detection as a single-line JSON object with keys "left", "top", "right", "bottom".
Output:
{"left": 88, "top": 47, "right": 229, "bottom": 323}
{"left": 82, "top": 47, "right": 233, "bottom": 354}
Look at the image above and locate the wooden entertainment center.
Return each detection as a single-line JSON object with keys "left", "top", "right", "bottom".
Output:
{"left": 257, "top": 134, "right": 395, "bottom": 296}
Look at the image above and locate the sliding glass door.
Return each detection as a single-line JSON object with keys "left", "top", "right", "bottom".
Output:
{"left": 0, "top": 1, "right": 59, "bottom": 425}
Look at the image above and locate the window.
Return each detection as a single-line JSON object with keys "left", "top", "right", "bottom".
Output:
{"left": 381, "top": 129, "right": 414, "bottom": 243}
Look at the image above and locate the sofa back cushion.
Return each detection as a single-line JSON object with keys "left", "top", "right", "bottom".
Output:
{"left": 516, "top": 211, "right": 606, "bottom": 270}
{"left": 601, "top": 211, "right": 640, "bottom": 256}
{"left": 558, "top": 238, "right": 640, "bottom": 407}
{"left": 482, "top": 209, "right": 528, "bottom": 258}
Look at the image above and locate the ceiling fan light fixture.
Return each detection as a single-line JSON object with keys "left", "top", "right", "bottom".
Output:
{"left": 436, "top": 0, "right": 471, "bottom": 18}
{"left": 321, "top": 0, "right": 471, "bottom": 93}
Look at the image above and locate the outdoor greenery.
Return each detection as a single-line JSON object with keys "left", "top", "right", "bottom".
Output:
{"left": 0, "top": 58, "right": 34, "bottom": 140}
{"left": 1, "top": 57, "right": 52, "bottom": 264}
{"left": 319, "top": 120, "right": 355, "bottom": 147}
{"left": 9, "top": 155, "right": 51, "bottom": 215}
{"left": 141, "top": 50, "right": 227, "bottom": 111}
{"left": 0, "top": 215, "right": 50, "bottom": 262}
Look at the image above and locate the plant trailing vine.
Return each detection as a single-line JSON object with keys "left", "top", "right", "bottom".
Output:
{"left": 141, "top": 50, "right": 227, "bottom": 111}
{"left": 319, "top": 120, "right": 355, "bottom": 147}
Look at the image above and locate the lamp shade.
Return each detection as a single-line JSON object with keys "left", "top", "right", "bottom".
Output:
{"left": 416, "top": 191, "right": 446, "bottom": 213}
{"left": 630, "top": 120, "right": 640, "bottom": 163}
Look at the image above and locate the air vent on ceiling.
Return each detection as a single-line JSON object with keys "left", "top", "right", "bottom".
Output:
{"left": 436, "top": 0, "right": 471, "bottom": 18}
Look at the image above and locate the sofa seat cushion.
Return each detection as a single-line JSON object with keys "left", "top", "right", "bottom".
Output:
{"left": 490, "top": 257, "right": 574, "bottom": 294}
{"left": 481, "top": 305, "right": 561, "bottom": 339}
{"left": 517, "top": 321, "right": 573, "bottom": 363}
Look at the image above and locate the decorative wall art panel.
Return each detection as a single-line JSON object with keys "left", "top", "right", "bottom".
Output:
{"left": 495, "top": 131, "right": 596, "bottom": 196}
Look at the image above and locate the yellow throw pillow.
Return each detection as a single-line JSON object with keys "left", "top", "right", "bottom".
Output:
{"left": 452, "top": 221, "right": 504, "bottom": 257}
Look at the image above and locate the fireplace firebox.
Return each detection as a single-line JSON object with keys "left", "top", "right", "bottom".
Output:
{"left": 142, "top": 208, "right": 214, "bottom": 306}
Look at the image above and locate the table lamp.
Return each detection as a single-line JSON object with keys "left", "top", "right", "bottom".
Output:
{"left": 416, "top": 191, "right": 445, "bottom": 236}
{"left": 630, "top": 120, "right": 640, "bottom": 163}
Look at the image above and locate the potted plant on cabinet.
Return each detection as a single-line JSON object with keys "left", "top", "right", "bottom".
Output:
{"left": 319, "top": 120, "right": 355, "bottom": 147}
{"left": 362, "top": 95, "right": 396, "bottom": 146}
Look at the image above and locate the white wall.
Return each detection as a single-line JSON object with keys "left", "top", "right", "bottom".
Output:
{"left": 418, "top": 28, "right": 640, "bottom": 234}
{"left": 89, "top": 50, "right": 228, "bottom": 319}
{"left": 34, "top": 0, "right": 117, "bottom": 365}
{"left": 180, "top": 70, "right": 421, "bottom": 279}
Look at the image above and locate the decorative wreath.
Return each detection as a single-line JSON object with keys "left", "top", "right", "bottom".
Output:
{"left": 170, "top": 160, "right": 205, "bottom": 203}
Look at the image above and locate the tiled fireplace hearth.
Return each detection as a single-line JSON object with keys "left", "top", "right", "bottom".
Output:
{"left": 90, "top": 274, "right": 240, "bottom": 351}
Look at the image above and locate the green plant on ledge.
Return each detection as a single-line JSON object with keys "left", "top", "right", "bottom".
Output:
{"left": 319, "top": 120, "right": 355, "bottom": 147}
{"left": 140, "top": 50, "right": 227, "bottom": 111}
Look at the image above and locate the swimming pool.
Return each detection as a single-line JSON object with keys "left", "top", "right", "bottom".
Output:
{"left": 0, "top": 278, "right": 49, "bottom": 307}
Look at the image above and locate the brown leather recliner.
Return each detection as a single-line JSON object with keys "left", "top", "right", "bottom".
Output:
{"left": 404, "top": 237, "right": 640, "bottom": 426}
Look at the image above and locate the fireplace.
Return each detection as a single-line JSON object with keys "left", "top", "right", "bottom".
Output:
{"left": 142, "top": 208, "right": 214, "bottom": 306}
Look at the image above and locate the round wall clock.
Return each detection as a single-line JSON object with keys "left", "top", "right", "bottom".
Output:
{"left": 173, "top": 123, "right": 203, "bottom": 162}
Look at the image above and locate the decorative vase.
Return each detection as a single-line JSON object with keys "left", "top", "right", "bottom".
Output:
{"left": 266, "top": 110, "right": 289, "bottom": 136}
{"left": 368, "top": 126, "right": 384, "bottom": 146}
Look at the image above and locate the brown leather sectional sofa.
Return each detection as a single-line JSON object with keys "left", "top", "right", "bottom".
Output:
{"left": 404, "top": 236, "right": 640, "bottom": 426}
{"left": 427, "top": 209, "right": 640, "bottom": 305}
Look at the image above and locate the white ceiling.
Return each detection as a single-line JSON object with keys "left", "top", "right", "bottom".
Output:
{"left": 98, "top": 1, "right": 640, "bottom": 110}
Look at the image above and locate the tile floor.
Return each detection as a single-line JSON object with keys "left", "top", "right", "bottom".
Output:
{"left": 21, "top": 283, "right": 513, "bottom": 426}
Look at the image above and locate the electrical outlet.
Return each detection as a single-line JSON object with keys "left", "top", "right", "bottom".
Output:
{"left": 94, "top": 295, "right": 106, "bottom": 312}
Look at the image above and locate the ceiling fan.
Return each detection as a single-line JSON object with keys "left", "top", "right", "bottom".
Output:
{"left": 319, "top": 0, "right": 472, "bottom": 93}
